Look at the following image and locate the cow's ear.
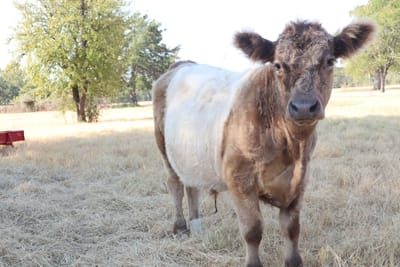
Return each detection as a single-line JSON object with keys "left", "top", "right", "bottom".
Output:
{"left": 333, "top": 19, "right": 377, "bottom": 59}
{"left": 234, "top": 31, "right": 275, "bottom": 63}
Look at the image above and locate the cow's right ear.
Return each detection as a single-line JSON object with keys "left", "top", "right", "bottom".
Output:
{"left": 234, "top": 31, "right": 275, "bottom": 63}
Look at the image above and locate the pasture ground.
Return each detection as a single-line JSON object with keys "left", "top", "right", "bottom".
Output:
{"left": 0, "top": 87, "right": 399, "bottom": 267}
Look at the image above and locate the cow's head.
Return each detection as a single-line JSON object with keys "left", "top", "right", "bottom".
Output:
{"left": 235, "top": 20, "right": 376, "bottom": 128}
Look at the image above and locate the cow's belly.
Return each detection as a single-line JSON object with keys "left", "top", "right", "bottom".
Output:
{"left": 164, "top": 65, "right": 242, "bottom": 188}
{"left": 165, "top": 109, "right": 226, "bottom": 188}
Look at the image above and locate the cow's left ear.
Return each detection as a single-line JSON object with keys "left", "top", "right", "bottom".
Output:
{"left": 333, "top": 19, "right": 377, "bottom": 59}
{"left": 234, "top": 31, "right": 275, "bottom": 63}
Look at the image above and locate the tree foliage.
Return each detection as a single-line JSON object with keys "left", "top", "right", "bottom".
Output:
{"left": 126, "top": 13, "right": 179, "bottom": 104}
{"left": 14, "top": 0, "right": 132, "bottom": 121}
{"left": 347, "top": 0, "right": 400, "bottom": 92}
{"left": 333, "top": 66, "right": 355, "bottom": 88}
{"left": 0, "top": 61, "right": 27, "bottom": 104}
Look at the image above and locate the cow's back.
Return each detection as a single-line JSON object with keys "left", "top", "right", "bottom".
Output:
{"left": 163, "top": 64, "right": 245, "bottom": 188}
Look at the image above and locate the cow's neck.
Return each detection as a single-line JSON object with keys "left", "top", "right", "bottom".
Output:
{"left": 281, "top": 122, "right": 317, "bottom": 161}
{"left": 250, "top": 79, "right": 318, "bottom": 207}
{"left": 252, "top": 75, "right": 316, "bottom": 159}
{"left": 255, "top": 122, "right": 317, "bottom": 208}
{"left": 254, "top": 70, "right": 283, "bottom": 131}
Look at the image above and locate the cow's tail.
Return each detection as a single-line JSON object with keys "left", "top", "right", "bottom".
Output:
{"left": 209, "top": 189, "right": 218, "bottom": 213}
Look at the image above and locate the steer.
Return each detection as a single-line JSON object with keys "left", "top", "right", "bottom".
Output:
{"left": 152, "top": 20, "right": 376, "bottom": 267}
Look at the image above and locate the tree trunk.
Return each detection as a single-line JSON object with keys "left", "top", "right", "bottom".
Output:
{"left": 72, "top": 84, "right": 87, "bottom": 122}
{"left": 72, "top": 85, "right": 80, "bottom": 119}
{"left": 129, "top": 65, "right": 138, "bottom": 105}
{"left": 69, "top": 0, "right": 97, "bottom": 122}
{"left": 79, "top": 92, "right": 87, "bottom": 122}
{"left": 380, "top": 67, "right": 387, "bottom": 93}
{"left": 372, "top": 72, "right": 381, "bottom": 90}
{"left": 81, "top": 0, "right": 87, "bottom": 16}
{"left": 380, "top": 73, "right": 385, "bottom": 93}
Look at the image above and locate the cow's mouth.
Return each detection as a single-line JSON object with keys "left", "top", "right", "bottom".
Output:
{"left": 291, "top": 119, "right": 319, "bottom": 127}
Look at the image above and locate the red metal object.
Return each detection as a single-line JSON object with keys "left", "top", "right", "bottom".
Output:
{"left": 0, "top": 130, "right": 25, "bottom": 146}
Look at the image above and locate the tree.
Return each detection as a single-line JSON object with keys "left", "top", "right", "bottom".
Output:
{"left": 0, "top": 61, "right": 27, "bottom": 104}
{"left": 0, "top": 73, "right": 13, "bottom": 105}
{"left": 127, "top": 13, "right": 179, "bottom": 104}
{"left": 347, "top": 0, "right": 400, "bottom": 92}
{"left": 14, "top": 0, "right": 132, "bottom": 121}
{"left": 333, "top": 66, "right": 355, "bottom": 88}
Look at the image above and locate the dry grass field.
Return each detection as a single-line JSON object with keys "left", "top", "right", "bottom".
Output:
{"left": 1, "top": 88, "right": 399, "bottom": 267}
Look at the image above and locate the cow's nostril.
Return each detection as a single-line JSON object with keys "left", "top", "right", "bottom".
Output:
{"left": 309, "top": 101, "right": 319, "bottom": 114}
{"left": 289, "top": 101, "right": 298, "bottom": 112}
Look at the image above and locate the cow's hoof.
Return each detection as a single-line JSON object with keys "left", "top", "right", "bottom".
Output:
{"left": 189, "top": 218, "right": 202, "bottom": 235}
{"left": 285, "top": 253, "right": 303, "bottom": 267}
{"left": 173, "top": 219, "right": 188, "bottom": 235}
{"left": 246, "top": 261, "right": 263, "bottom": 267}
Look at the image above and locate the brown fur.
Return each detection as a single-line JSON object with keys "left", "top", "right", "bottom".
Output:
{"left": 153, "top": 20, "right": 376, "bottom": 267}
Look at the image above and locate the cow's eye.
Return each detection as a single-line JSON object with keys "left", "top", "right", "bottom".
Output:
{"left": 326, "top": 58, "right": 336, "bottom": 68}
{"left": 274, "top": 62, "right": 282, "bottom": 72}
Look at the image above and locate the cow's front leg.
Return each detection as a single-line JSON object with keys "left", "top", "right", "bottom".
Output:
{"left": 279, "top": 199, "right": 303, "bottom": 267}
{"left": 224, "top": 156, "right": 263, "bottom": 267}
{"left": 230, "top": 189, "right": 263, "bottom": 267}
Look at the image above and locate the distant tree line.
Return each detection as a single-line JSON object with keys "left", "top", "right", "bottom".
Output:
{"left": 333, "top": 66, "right": 400, "bottom": 88}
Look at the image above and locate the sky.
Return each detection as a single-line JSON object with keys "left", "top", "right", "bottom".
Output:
{"left": 0, "top": 0, "right": 368, "bottom": 71}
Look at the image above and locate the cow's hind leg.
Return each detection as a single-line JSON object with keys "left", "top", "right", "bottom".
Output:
{"left": 167, "top": 168, "right": 188, "bottom": 234}
{"left": 186, "top": 186, "right": 201, "bottom": 234}
{"left": 279, "top": 199, "right": 303, "bottom": 267}
{"left": 154, "top": 125, "right": 187, "bottom": 234}
{"left": 153, "top": 67, "right": 191, "bottom": 235}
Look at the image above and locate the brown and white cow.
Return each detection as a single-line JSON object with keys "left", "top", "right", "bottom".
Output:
{"left": 152, "top": 20, "right": 376, "bottom": 267}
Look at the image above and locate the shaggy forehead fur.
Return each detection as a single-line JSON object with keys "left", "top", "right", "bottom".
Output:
{"left": 275, "top": 21, "right": 332, "bottom": 63}
{"left": 279, "top": 21, "right": 330, "bottom": 43}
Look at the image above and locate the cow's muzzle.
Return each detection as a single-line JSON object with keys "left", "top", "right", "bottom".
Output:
{"left": 287, "top": 97, "right": 324, "bottom": 122}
